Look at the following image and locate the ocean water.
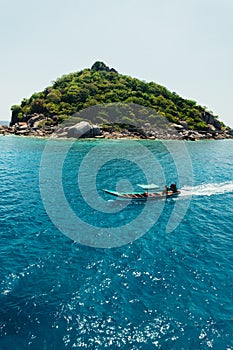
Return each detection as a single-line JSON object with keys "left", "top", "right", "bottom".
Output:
{"left": 0, "top": 121, "right": 9, "bottom": 126}
{"left": 0, "top": 135, "right": 233, "bottom": 349}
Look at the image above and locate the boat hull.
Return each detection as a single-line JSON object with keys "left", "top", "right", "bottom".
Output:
{"left": 103, "top": 189, "right": 181, "bottom": 200}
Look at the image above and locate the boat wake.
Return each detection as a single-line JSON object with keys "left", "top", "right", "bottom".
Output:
{"left": 180, "top": 181, "right": 233, "bottom": 197}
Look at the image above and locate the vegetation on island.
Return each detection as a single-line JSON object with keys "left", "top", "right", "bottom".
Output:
{"left": 10, "top": 61, "right": 223, "bottom": 131}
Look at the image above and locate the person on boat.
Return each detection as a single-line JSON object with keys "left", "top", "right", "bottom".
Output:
{"left": 169, "top": 183, "right": 177, "bottom": 193}
{"left": 143, "top": 192, "right": 149, "bottom": 197}
{"left": 162, "top": 185, "right": 168, "bottom": 195}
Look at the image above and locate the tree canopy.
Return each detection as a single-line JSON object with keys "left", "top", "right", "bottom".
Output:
{"left": 10, "top": 61, "right": 222, "bottom": 131}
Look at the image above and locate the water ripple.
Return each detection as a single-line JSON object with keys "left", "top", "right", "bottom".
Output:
{"left": 0, "top": 137, "right": 233, "bottom": 349}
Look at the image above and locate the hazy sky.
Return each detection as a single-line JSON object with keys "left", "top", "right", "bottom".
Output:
{"left": 1, "top": 0, "right": 232, "bottom": 127}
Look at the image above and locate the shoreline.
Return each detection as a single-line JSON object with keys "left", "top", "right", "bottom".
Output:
{"left": 1, "top": 132, "right": 233, "bottom": 143}
{"left": 1, "top": 120, "right": 233, "bottom": 141}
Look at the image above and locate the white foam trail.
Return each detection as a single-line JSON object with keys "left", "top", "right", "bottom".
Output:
{"left": 180, "top": 181, "right": 233, "bottom": 197}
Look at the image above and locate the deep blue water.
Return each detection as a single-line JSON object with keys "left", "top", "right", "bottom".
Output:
{"left": 0, "top": 135, "right": 233, "bottom": 349}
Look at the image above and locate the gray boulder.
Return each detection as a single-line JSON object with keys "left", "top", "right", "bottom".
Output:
{"left": 27, "top": 114, "right": 45, "bottom": 127}
{"left": 202, "top": 112, "right": 221, "bottom": 130}
{"left": 92, "top": 125, "right": 101, "bottom": 137}
{"left": 208, "top": 124, "right": 216, "bottom": 132}
{"left": 16, "top": 122, "right": 28, "bottom": 130}
{"left": 172, "top": 123, "right": 184, "bottom": 130}
{"left": 33, "top": 118, "right": 47, "bottom": 128}
{"left": 180, "top": 120, "right": 188, "bottom": 130}
{"left": 67, "top": 121, "right": 92, "bottom": 138}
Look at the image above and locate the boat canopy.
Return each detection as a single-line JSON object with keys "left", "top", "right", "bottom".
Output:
{"left": 137, "top": 183, "right": 160, "bottom": 190}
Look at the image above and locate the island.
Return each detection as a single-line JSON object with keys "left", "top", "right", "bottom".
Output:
{"left": 1, "top": 61, "right": 232, "bottom": 140}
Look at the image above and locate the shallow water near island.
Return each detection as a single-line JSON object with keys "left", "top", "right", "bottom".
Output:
{"left": 0, "top": 136, "right": 233, "bottom": 349}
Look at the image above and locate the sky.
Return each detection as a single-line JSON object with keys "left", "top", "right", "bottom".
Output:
{"left": 0, "top": 0, "right": 233, "bottom": 127}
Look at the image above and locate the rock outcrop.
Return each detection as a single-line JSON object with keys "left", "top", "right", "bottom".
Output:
{"left": 27, "top": 114, "right": 45, "bottom": 127}
{"left": 202, "top": 112, "right": 221, "bottom": 130}
{"left": 67, "top": 121, "right": 92, "bottom": 138}
{"left": 55, "top": 121, "right": 101, "bottom": 138}
{"left": 1, "top": 114, "right": 232, "bottom": 141}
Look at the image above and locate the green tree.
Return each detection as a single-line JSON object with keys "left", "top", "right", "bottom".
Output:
{"left": 9, "top": 62, "right": 224, "bottom": 130}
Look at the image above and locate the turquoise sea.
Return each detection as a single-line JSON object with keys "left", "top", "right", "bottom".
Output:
{"left": 0, "top": 135, "right": 233, "bottom": 349}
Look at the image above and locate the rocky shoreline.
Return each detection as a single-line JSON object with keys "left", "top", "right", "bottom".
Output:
{"left": 1, "top": 117, "right": 233, "bottom": 141}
